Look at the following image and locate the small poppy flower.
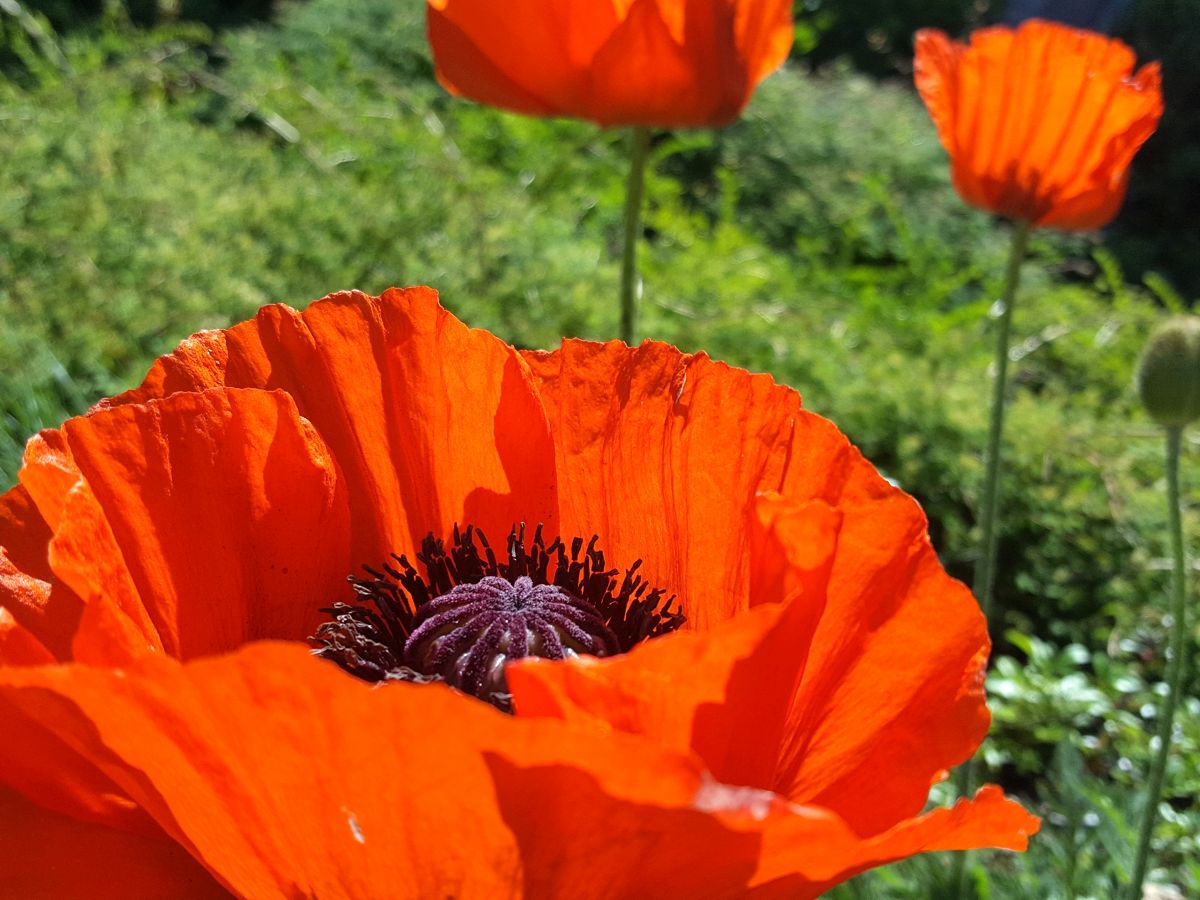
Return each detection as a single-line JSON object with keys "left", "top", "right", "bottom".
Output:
{"left": 914, "top": 19, "right": 1162, "bottom": 230}
{"left": 425, "top": 0, "right": 795, "bottom": 128}
{"left": 0, "top": 288, "right": 1037, "bottom": 896}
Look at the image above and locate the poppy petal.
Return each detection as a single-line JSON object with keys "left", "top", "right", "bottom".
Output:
{"left": 727, "top": 412, "right": 989, "bottom": 833}
{"left": 0, "top": 785, "right": 226, "bottom": 899}
{"left": 915, "top": 20, "right": 1162, "bottom": 229}
{"left": 0, "top": 483, "right": 53, "bottom": 582}
{"left": 750, "top": 493, "right": 843, "bottom": 608}
{"left": 0, "top": 642, "right": 1034, "bottom": 898}
{"left": 508, "top": 594, "right": 817, "bottom": 791}
{"left": 20, "top": 388, "right": 351, "bottom": 661}
{"left": 427, "top": 0, "right": 791, "bottom": 128}
{"left": 735, "top": 0, "right": 795, "bottom": 87}
{"left": 588, "top": 0, "right": 714, "bottom": 127}
{"left": 0, "top": 605, "right": 54, "bottom": 666}
{"left": 522, "top": 340, "right": 802, "bottom": 631}
{"left": 428, "top": 0, "right": 620, "bottom": 115}
{"left": 105, "top": 288, "right": 558, "bottom": 568}
{"left": 0, "top": 642, "right": 753, "bottom": 897}
{"left": 523, "top": 343, "right": 988, "bottom": 827}
{"left": 747, "top": 786, "right": 1039, "bottom": 897}
{"left": 0, "top": 484, "right": 88, "bottom": 663}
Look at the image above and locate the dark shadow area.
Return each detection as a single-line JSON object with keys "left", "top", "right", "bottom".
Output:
{"left": 22, "top": 0, "right": 285, "bottom": 30}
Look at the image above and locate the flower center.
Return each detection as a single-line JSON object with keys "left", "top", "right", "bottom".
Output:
{"left": 311, "top": 524, "right": 685, "bottom": 711}
{"left": 405, "top": 575, "right": 618, "bottom": 702}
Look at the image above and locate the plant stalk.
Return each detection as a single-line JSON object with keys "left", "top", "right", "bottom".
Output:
{"left": 973, "top": 218, "right": 1031, "bottom": 627}
{"left": 1128, "top": 425, "right": 1189, "bottom": 898}
{"left": 619, "top": 126, "right": 651, "bottom": 345}
{"left": 951, "top": 218, "right": 1031, "bottom": 899}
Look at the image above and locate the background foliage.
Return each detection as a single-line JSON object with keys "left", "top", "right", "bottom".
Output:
{"left": 1, "top": 0, "right": 1197, "bottom": 895}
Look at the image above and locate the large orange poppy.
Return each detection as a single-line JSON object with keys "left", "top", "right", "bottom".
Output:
{"left": 0, "top": 288, "right": 1036, "bottom": 897}
{"left": 425, "top": 0, "right": 794, "bottom": 128}
{"left": 914, "top": 19, "right": 1162, "bottom": 230}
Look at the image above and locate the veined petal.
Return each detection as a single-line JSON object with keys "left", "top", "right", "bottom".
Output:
{"left": 105, "top": 288, "right": 558, "bottom": 570}
{"left": 522, "top": 340, "right": 802, "bottom": 630}
{"left": 428, "top": 0, "right": 621, "bottom": 114}
{"left": 508, "top": 596, "right": 816, "bottom": 791}
{"left": 426, "top": 0, "right": 792, "bottom": 128}
{"left": 774, "top": 413, "right": 991, "bottom": 832}
{"left": 914, "top": 19, "right": 1162, "bottom": 230}
{"left": 0, "top": 642, "right": 741, "bottom": 897}
{"left": 18, "top": 388, "right": 351, "bottom": 662}
{"left": 0, "top": 641, "right": 1034, "bottom": 899}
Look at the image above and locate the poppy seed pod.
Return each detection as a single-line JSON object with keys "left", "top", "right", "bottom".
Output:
{"left": 1137, "top": 317, "right": 1200, "bottom": 428}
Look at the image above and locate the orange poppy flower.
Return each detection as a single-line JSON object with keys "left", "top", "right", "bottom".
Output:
{"left": 914, "top": 19, "right": 1162, "bottom": 230}
{"left": 0, "top": 288, "right": 1036, "bottom": 896}
{"left": 425, "top": 0, "right": 794, "bottom": 128}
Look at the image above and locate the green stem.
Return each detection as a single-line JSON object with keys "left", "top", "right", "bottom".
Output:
{"left": 951, "top": 219, "right": 1031, "bottom": 899}
{"left": 1128, "top": 425, "right": 1189, "bottom": 898}
{"left": 619, "top": 126, "right": 651, "bottom": 345}
{"left": 973, "top": 218, "right": 1031, "bottom": 627}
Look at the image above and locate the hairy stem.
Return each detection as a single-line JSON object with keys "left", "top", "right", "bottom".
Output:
{"left": 1128, "top": 425, "right": 1189, "bottom": 898}
{"left": 952, "top": 219, "right": 1031, "bottom": 899}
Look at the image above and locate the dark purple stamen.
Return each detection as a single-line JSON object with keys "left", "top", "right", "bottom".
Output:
{"left": 311, "top": 523, "right": 685, "bottom": 711}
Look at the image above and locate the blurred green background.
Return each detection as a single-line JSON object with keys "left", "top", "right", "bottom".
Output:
{"left": 1, "top": 0, "right": 1197, "bottom": 896}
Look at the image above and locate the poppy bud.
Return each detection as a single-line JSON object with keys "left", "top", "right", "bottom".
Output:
{"left": 1136, "top": 317, "right": 1200, "bottom": 427}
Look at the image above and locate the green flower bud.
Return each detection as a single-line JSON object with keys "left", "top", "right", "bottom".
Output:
{"left": 1136, "top": 316, "right": 1200, "bottom": 428}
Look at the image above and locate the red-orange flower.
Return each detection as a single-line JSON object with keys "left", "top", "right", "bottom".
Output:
{"left": 0, "top": 288, "right": 1036, "bottom": 897}
{"left": 426, "top": 0, "right": 794, "bottom": 128}
{"left": 914, "top": 19, "right": 1162, "bottom": 230}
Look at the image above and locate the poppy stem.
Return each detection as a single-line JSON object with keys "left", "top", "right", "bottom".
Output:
{"left": 1128, "top": 425, "right": 1189, "bottom": 899}
{"left": 619, "top": 127, "right": 652, "bottom": 345}
{"left": 951, "top": 218, "right": 1030, "bottom": 899}
{"left": 972, "top": 218, "right": 1030, "bottom": 629}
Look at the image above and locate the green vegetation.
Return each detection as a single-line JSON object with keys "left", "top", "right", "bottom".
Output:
{"left": 1, "top": 1, "right": 1196, "bottom": 895}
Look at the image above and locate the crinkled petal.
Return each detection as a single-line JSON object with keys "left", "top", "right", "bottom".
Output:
{"left": 0, "top": 642, "right": 1034, "bottom": 899}
{"left": 20, "top": 388, "right": 350, "bottom": 662}
{"left": 772, "top": 415, "right": 991, "bottom": 832}
{"left": 522, "top": 340, "right": 802, "bottom": 631}
{"left": 105, "top": 288, "right": 557, "bottom": 568}
{"left": 0, "top": 643, "right": 737, "bottom": 897}
{"left": 509, "top": 597, "right": 814, "bottom": 791}
{"left": 914, "top": 20, "right": 1162, "bottom": 229}
{"left": 0, "top": 483, "right": 53, "bottom": 581}
{"left": 0, "top": 484, "right": 84, "bottom": 659}
{"left": 513, "top": 393, "right": 992, "bottom": 836}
